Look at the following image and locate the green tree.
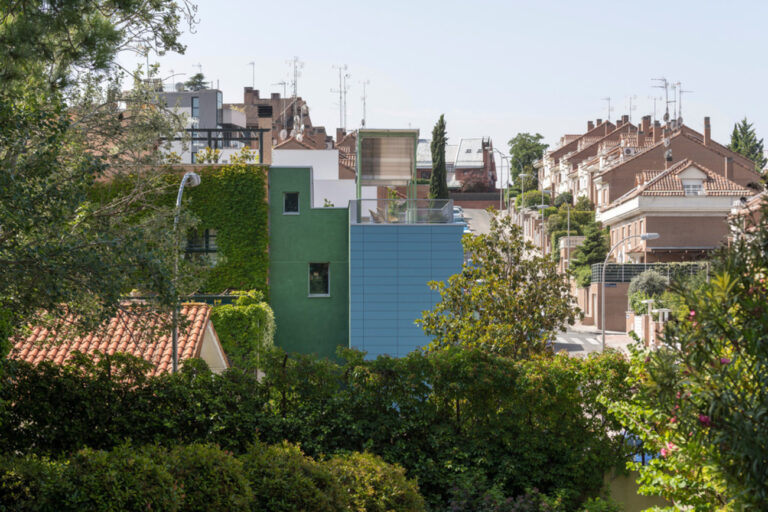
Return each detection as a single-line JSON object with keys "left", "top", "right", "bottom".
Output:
{"left": 508, "top": 132, "right": 548, "bottom": 190}
{"left": 728, "top": 117, "right": 767, "bottom": 172}
{"left": 0, "top": 1, "right": 197, "bottom": 345}
{"left": 419, "top": 213, "right": 577, "bottom": 358}
{"left": 184, "top": 72, "right": 208, "bottom": 91}
{"left": 570, "top": 222, "right": 609, "bottom": 269}
{"left": 429, "top": 114, "right": 449, "bottom": 199}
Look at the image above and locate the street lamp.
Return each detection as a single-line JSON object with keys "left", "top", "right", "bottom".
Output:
{"left": 490, "top": 148, "right": 508, "bottom": 211}
{"left": 172, "top": 171, "right": 201, "bottom": 373}
{"left": 601, "top": 232, "right": 660, "bottom": 352}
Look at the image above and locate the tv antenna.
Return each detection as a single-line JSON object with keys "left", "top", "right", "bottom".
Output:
{"left": 331, "top": 64, "right": 351, "bottom": 131}
{"left": 360, "top": 79, "right": 370, "bottom": 127}
{"left": 272, "top": 80, "right": 288, "bottom": 127}
{"left": 647, "top": 95, "right": 663, "bottom": 122}
{"left": 627, "top": 94, "right": 637, "bottom": 123}
{"left": 675, "top": 82, "right": 692, "bottom": 125}
{"left": 287, "top": 56, "right": 303, "bottom": 99}
{"left": 652, "top": 78, "right": 673, "bottom": 123}
{"left": 194, "top": 63, "right": 202, "bottom": 75}
{"left": 602, "top": 97, "right": 613, "bottom": 121}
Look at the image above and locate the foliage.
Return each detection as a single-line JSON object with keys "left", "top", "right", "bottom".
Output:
{"left": 0, "top": 1, "right": 197, "bottom": 344}
{"left": 574, "top": 196, "right": 595, "bottom": 211}
{"left": 419, "top": 214, "right": 577, "bottom": 358}
{"left": 166, "top": 443, "right": 253, "bottom": 512}
{"left": 448, "top": 487, "right": 569, "bottom": 512}
{"left": 515, "top": 189, "right": 551, "bottom": 209}
{"left": 574, "top": 265, "right": 593, "bottom": 288}
{"left": 728, "top": 117, "right": 767, "bottom": 172}
{"left": 570, "top": 222, "right": 609, "bottom": 269}
{"left": 325, "top": 451, "right": 425, "bottom": 512}
{"left": 184, "top": 72, "right": 208, "bottom": 91}
{"left": 554, "top": 191, "right": 573, "bottom": 207}
{"left": 0, "top": 346, "right": 632, "bottom": 511}
{"left": 430, "top": 114, "right": 450, "bottom": 199}
{"left": 242, "top": 441, "right": 348, "bottom": 512}
{"left": 627, "top": 270, "right": 668, "bottom": 297}
{"left": 550, "top": 230, "right": 579, "bottom": 253}
{"left": 607, "top": 201, "right": 768, "bottom": 510}
{"left": 577, "top": 497, "right": 622, "bottom": 512}
{"left": 210, "top": 290, "right": 275, "bottom": 369}
{"left": 507, "top": 132, "right": 548, "bottom": 190}
{"left": 0, "top": 455, "right": 63, "bottom": 512}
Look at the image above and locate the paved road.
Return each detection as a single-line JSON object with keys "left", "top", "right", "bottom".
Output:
{"left": 552, "top": 330, "right": 605, "bottom": 354}
{"left": 462, "top": 209, "right": 491, "bottom": 235}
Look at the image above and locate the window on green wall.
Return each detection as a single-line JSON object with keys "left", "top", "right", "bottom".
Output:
{"left": 284, "top": 192, "right": 299, "bottom": 214}
{"left": 308, "top": 263, "right": 330, "bottom": 297}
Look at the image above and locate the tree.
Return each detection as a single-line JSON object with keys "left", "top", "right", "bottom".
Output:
{"left": 0, "top": 1, "right": 197, "bottom": 346}
{"left": 508, "top": 132, "right": 548, "bottom": 190}
{"left": 554, "top": 191, "right": 573, "bottom": 207}
{"left": 728, "top": 117, "right": 767, "bottom": 172}
{"left": 418, "top": 213, "right": 578, "bottom": 358}
{"left": 184, "top": 72, "right": 208, "bottom": 91}
{"left": 608, "top": 200, "right": 768, "bottom": 509}
{"left": 570, "top": 222, "right": 609, "bottom": 269}
{"left": 429, "top": 114, "right": 449, "bottom": 199}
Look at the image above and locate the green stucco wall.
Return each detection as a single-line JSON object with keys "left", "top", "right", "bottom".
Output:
{"left": 268, "top": 167, "right": 349, "bottom": 359}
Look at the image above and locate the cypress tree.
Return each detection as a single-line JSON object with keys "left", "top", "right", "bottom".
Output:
{"left": 429, "top": 114, "right": 449, "bottom": 199}
{"left": 570, "top": 222, "right": 609, "bottom": 268}
{"left": 728, "top": 117, "right": 767, "bottom": 172}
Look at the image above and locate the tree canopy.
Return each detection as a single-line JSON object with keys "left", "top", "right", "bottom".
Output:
{"left": 429, "top": 114, "right": 449, "bottom": 199}
{"left": 508, "top": 132, "right": 548, "bottom": 190}
{"left": 419, "top": 213, "right": 577, "bottom": 358}
{"left": 184, "top": 72, "right": 208, "bottom": 91}
{"left": 728, "top": 117, "right": 767, "bottom": 172}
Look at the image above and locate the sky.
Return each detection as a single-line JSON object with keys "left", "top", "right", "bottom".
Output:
{"left": 119, "top": 0, "right": 768, "bottom": 178}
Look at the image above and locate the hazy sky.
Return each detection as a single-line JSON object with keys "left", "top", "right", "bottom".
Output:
{"left": 119, "top": 0, "right": 767, "bottom": 163}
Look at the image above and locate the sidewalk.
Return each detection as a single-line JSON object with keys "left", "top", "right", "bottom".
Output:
{"left": 570, "top": 321, "right": 635, "bottom": 354}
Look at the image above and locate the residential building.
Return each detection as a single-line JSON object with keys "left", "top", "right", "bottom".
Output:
{"left": 10, "top": 303, "right": 228, "bottom": 375}
{"left": 416, "top": 137, "right": 497, "bottom": 191}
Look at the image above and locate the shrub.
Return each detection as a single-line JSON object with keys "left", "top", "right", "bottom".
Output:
{"left": 627, "top": 270, "right": 668, "bottom": 297}
{"left": 240, "top": 441, "right": 347, "bottom": 512}
{"left": 165, "top": 444, "right": 252, "bottom": 512}
{"left": 554, "top": 191, "right": 573, "bottom": 207}
{"left": 57, "top": 445, "right": 180, "bottom": 512}
{"left": 210, "top": 290, "right": 275, "bottom": 369}
{"left": 515, "top": 190, "right": 550, "bottom": 209}
{"left": 574, "top": 265, "right": 593, "bottom": 288}
{"left": 324, "top": 452, "right": 426, "bottom": 512}
{"left": 0, "top": 455, "right": 62, "bottom": 511}
{"left": 577, "top": 497, "right": 622, "bottom": 512}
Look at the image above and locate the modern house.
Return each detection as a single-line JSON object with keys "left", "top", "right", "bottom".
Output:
{"left": 416, "top": 137, "right": 497, "bottom": 191}
{"left": 10, "top": 303, "right": 228, "bottom": 375}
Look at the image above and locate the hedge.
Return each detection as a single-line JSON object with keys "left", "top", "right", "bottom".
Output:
{"left": 210, "top": 290, "right": 275, "bottom": 369}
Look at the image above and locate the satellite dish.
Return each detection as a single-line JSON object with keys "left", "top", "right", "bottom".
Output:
{"left": 279, "top": 129, "right": 288, "bottom": 140}
{"left": 175, "top": 82, "right": 184, "bottom": 92}
{"left": 663, "top": 137, "right": 671, "bottom": 147}
{"left": 663, "top": 112, "right": 670, "bottom": 122}
{"left": 289, "top": 128, "right": 297, "bottom": 137}
{"left": 301, "top": 104, "right": 308, "bottom": 114}
{"left": 293, "top": 115, "right": 300, "bottom": 125}
{"left": 296, "top": 133, "right": 303, "bottom": 142}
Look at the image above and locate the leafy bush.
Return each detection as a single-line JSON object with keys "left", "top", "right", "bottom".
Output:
{"left": 210, "top": 290, "right": 275, "bottom": 368}
{"left": 574, "top": 265, "right": 593, "bottom": 288}
{"left": 627, "top": 270, "right": 668, "bottom": 297}
{"left": 574, "top": 196, "right": 594, "bottom": 211}
{"left": 554, "top": 191, "right": 573, "bottom": 207}
{"left": 325, "top": 451, "right": 425, "bottom": 512}
{"left": 165, "top": 444, "right": 252, "bottom": 512}
{"left": 0, "top": 455, "right": 62, "bottom": 511}
{"left": 578, "top": 497, "right": 622, "bottom": 512}
{"left": 58, "top": 445, "right": 180, "bottom": 512}
{"left": 241, "top": 441, "right": 347, "bottom": 512}
{"left": 515, "top": 189, "right": 550, "bottom": 209}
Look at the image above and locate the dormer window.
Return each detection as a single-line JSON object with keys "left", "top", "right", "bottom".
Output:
{"left": 682, "top": 179, "right": 704, "bottom": 196}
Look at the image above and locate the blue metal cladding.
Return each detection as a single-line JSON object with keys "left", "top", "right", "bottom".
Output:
{"left": 349, "top": 224, "right": 464, "bottom": 358}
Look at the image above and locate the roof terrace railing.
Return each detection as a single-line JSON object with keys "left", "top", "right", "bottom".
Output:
{"left": 349, "top": 199, "right": 454, "bottom": 225}
{"left": 590, "top": 262, "right": 708, "bottom": 283}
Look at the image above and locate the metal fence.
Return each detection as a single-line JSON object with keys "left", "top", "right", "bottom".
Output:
{"left": 349, "top": 199, "right": 454, "bottom": 225}
{"left": 590, "top": 262, "right": 708, "bottom": 283}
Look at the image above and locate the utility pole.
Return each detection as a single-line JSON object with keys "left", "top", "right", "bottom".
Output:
{"left": 360, "top": 79, "right": 370, "bottom": 127}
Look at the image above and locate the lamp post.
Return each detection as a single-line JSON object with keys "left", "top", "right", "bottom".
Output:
{"left": 601, "top": 232, "right": 659, "bottom": 352}
{"left": 490, "top": 148, "right": 508, "bottom": 211}
{"left": 172, "top": 171, "right": 201, "bottom": 373}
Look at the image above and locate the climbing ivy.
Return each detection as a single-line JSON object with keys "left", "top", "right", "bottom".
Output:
{"left": 210, "top": 290, "right": 275, "bottom": 369}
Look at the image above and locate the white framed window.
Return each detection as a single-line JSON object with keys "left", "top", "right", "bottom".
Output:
{"left": 308, "top": 263, "right": 330, "bottom": 297}
{"left": 283, "top": 192, "right": 299, "bottom": 214}
{"left": 191, "top": 96, "right": 200, "bottom": 118}
{"left": 683, "top": 180, "right": 704, "bottom": 196}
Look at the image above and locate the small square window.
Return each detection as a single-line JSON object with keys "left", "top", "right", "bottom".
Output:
{"left": 308, "top": 263, "right": 329, "bottom": 296}
{"left": 284, "top": 192, "right": 299, "bottom": 214}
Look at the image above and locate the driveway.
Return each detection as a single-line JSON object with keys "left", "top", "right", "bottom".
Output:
{"left": 463, "top": 209, "right": 492, "bottom": 235}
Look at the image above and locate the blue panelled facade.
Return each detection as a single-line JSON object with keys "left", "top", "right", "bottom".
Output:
{"left": 349, "top": 224, "right": 464, "bottom": 358}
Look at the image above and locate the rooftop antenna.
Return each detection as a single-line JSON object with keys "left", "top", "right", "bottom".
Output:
{"left": 272, "top": 80, "right": 288, "bottom": 128}
{"left": 627, "top": 94, "right": 637, "bottom": 123}
{"left": 360, "top": 79, "right": 370, "bottom": 127}
{"left": 248, "top": 61, "right": 255, "bottom": 89}
{"left": 647, "top": 95, "right": 663, "bottom": 122}
{"left": 286, "top": 57, "right": 304, "bottom": 133}
{"left": 676, "top": 82, "right": 693, "bottom": 125}
{"left": 602, "top": 97, "right": 613, "bottom": 122}
{"left": 652, "top": 78, "right": 672, "bottom": 123}
{"left": 331, "top": 64, "right": 351, "bottom": 131}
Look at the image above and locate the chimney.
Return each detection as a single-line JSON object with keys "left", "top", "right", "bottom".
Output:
{"left": 653, "top": 121, "right": 662, "bottom": 143}
{"left": 616, "top": 118, "right": 624, "bottom": 128}
{"left": 587, "top": 120, "right": 595, "bottom": 131}
{"left": 704, "top": 117, "right": 711, "bottom": 146}
{"left": 641, "top": 115, "right": 650, "bottom": 134}
{"left": 336, "top": 128, "right": 346, "bottom": 142}
{"left": 257, "top": 105, "right": 273, "bottom": 164}
{"left": 725, "top": 156, "right": 733, "bottom": 181}
{"left": 622, "top": 114, "right": 629, "bottom": 124}
{"left": 271, "top": 92, "right": 280, "bottom": 100}
{"left": 596, "top": 118, "right": 602, "bottom": 125}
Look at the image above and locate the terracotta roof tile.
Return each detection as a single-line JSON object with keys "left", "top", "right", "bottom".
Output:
{"left": 10, "top": 303, "right": 212, "bottom": 377}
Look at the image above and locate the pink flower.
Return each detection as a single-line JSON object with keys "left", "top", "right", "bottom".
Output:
{"left": 689, "top": 310, "right": 696, "bottom": 318}
{"left": 699, "top": 414, "right": 711, "bottom": 427}
{"left": 670, "top": 416, "right": 677, "bottom": 423}
{"left": 660, "top": 448, "right": 668, "bottom": 457}
{"left": 720, "top": 357, "right": 731, "bottom": 365}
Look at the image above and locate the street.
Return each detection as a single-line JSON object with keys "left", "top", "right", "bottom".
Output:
{"left": 462, "top": 208, "right": 492, "bottom": 234}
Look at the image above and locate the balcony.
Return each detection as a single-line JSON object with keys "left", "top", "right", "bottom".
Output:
{"left": 349, "top": 199, "right": 455, "bottom": 225}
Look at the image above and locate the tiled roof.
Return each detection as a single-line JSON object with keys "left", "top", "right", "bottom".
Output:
{"left": 274, "top": 136, "right": 314, "bottom": 150}
{"left": 10, "top": 303, "right": 213, "bottom": 376}
{"left": 608, "top": 159, "right": 753, "bottom": 208}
